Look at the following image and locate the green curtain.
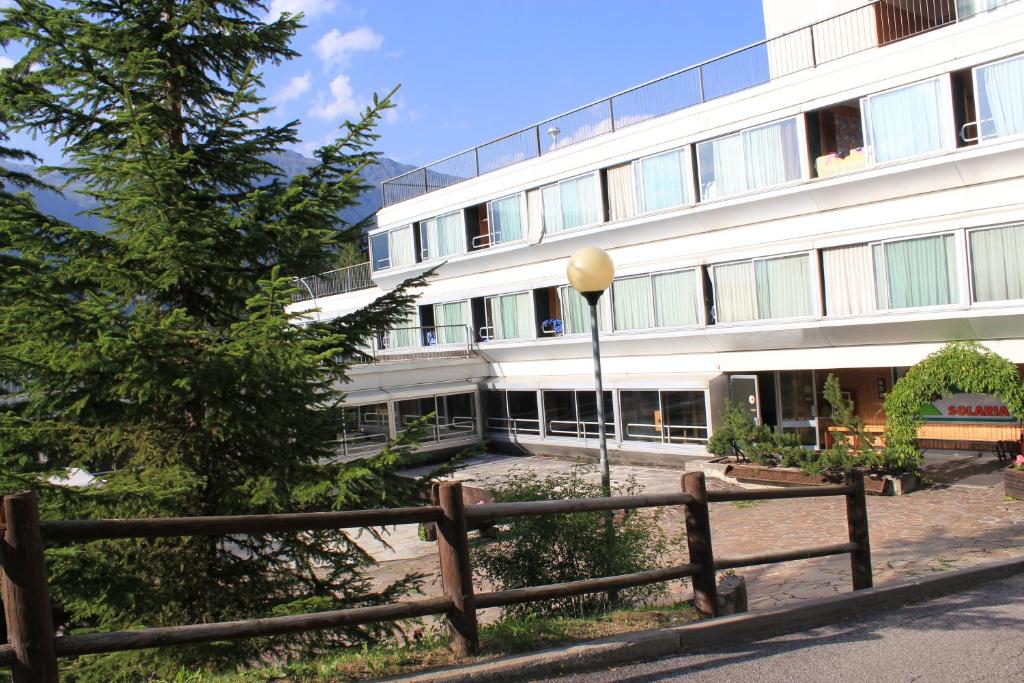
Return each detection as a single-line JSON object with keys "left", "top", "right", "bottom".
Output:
{"left": 612, "top": 275, "right": 653, "bottom": 331}
{"left": 541, "top": 184, "right": 563, "bottom": 234}
{"left": 653, "top": 270, "right": 700, "bottom": 326}
{"left": 489, "top": 195, "right": 523, "bottom": 244}
{"left": 560, "top": 174, "right": 600, "bottom": 230}
{"left": 387, "top": 308, "right": 419, "bottom": 349}
{"left": 755, "top": 254, "right": 813, "bottom": 319}
{"left": 712, "top": 261, "right": 757, "bottom": 322}
{"left": 879, "top": 234, "right": 958, "bottom": 309}
{"left": 636, "top": 150, "right": 687, "bottom": 212}
{"left": 560, "top": 286, "right": 610, "bottom": 334}
{"left": 436, "top": 211, "right": 464, "bottom": 257}
{"left": 494, "top": 292, "right": 531, "bottom": 340}
{"left": 970, "top": 225, "right": 1024, "bottom": 302}
{"left": 433, "top": 301, "right": 467, "bottom": 345}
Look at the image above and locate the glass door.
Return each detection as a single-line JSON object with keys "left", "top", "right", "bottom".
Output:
{"left": 729, "top": 375, "right": 761, "bottom": 424}
{"left": 777, "top": 370, "right": 819, "bottom": 448}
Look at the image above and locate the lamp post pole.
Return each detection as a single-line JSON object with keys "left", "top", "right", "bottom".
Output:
{"left": 583, "top": 291, "right": 610, "bottom": 497}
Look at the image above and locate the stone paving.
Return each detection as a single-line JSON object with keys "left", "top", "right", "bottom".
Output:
{"left": 365, "top": 454, "right": 1024, "bottom": 614}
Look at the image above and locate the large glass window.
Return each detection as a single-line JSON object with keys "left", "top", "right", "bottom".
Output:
{"left": 862, "top": 78, "right": 949, "bottom": 163}
{"left": 610, "top": 270, "right": 702, "bottom": 331}
{"left": 559, "top": 286, "right": 611, "bottom": 335}
{"left": 431, "top": 301, "right": 469, "bottom": 346}
{"left": 383, "top": 307, "right": 420, "bottom": 349}
{"left": 396, "top": 393, "right": 477, "bottom": 442}
{"left": 697, "top": 118, "right": 802, "bottom": 201}
{"left": 338, "top": 403, "right": 390, "bottom": 458}
{"left": 483, "top": 292, "right": 532, "bottom": 341}
{"left": 970, "top": 225, "right": 1024, "bottom": 302}
{"left": 541, "top": 173, "right": 601, "bottom": 234}
{"left": 483, "top": 390, "right": 541, "bottom": 436}
{"left": 611, "top": 275, "right": 654, "bottom": 331}
{"left": 974, "top": 55, "right": 1024, "bottom": 142}
{"left": 712, "top": 253, "right": 813, "bottom": 323}
{"left": 620, "top": 390, "right": 708, "bottom": 444}
{"left": 488, "top": 194, "right": 525, "bottom": 245}
{"left": 635, "top": 148, "right": 692, "bottom": 213}
{"left": 543, "top": 390, "right": 614, "bottom": 439}
{"left": 420, "top": 211, "right": 465, "bottom": 261}
{"left": 370, "top": 226, "right": 416, "bottom": 272}
{"left": 370, "top": 232, "right": 389, "bottom": 271}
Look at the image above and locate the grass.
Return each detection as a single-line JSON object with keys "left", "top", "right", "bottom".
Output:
{"left": 168, "top": 602, "right": 699, "bottom": 682}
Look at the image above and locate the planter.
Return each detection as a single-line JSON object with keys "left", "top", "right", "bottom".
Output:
{"left": 725, "top": 463, "right": 919, "bottom": 496}
{"left": 1006, "top": 468, "right": 1024, "bottom": 500}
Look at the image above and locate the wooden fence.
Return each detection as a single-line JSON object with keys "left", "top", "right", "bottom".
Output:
{"left": 0, "top": 471, "right": 872, "bottom": 681}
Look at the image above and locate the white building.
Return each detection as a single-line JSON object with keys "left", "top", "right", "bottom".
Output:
{"left": 292, "top": 0, "right": 1024, "bottom": 465}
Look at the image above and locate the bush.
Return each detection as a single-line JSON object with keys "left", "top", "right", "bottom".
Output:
{"left": 474, "top": 463, "right": 668, "bottom": 619}
{"left": 706, "top": 401, "right": 802, "bottom": 467}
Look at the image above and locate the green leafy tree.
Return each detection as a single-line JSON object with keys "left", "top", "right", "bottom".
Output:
{"left": 0, "top": 1, "right": 435, "bottom": 678}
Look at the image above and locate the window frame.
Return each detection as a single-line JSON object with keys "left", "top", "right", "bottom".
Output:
{"left": 860, "top": 75, "right": 954, "bottom": 166}
{"left": 540, "top": 170, "right": 604, "bottom": 236}
{"left": 369, "top": 224, "right": 416, "bottom": 272}
{"left": 618, "top": 388, "right": 710, "bottom": 445}
{"left": 696, "top": 115, "right": 806, "bottom": 202}
{"left": 419, "top": 209, "right": 467, "bottom": 262}
{"left": 966, "top": 224, "right": 1024, "bottom": 307}
{"left": 484, "top": 192, "right": 528, "bottom": 248}
{"left": 632, "top": 146, "right": 695, "bottom": 215}
{"left": 869, "top": 231, "right": 963, "bottom": 312}
{"left": 970, "top": 53, "right": 1024, "bottom": 145}
{"left": 710, "top": 251, "right": 818, "bottom": 325}
{"left": 609, "top": 267, "right": 704, "bottom": 332}
{"left": 481, "top": 290, "right": 534, "bottom": 342}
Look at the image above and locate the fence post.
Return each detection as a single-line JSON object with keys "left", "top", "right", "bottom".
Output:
{"left": 1, "top": 492, "right": 58, "bottom": 682}
{"left": 844, "top": 470, "right": 873, "bottom": 590}
{"left": 681, "top": 472, "right": 718, "bottom": 617}
{"left": 435, "top": 481, "right": 479, "bottom": 656}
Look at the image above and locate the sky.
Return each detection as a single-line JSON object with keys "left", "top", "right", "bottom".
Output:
{"left": 2, "top": 0, "right": 768, "bottom": 167}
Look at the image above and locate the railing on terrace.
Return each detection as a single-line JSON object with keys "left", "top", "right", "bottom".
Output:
{"left": 362, "top": 325, "right": 475, "bottom": 363}
{"left": 381, "top": 0, "right": 1016, "bottom": 207}
{"left": 292, "top": 261, "right": 373, "bottom": 303}
{"left": 0, "top": 471, "right": 873, "bottom": 674}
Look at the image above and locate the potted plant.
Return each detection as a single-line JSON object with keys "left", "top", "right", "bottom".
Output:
{"left": 1006, "top": 455, "right": 1024, "bottom": 500}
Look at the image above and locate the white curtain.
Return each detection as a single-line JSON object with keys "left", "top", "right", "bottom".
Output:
{"left": 436, "top": 211, "right": 464, "bottom": 258}
{"left": 490, "top": 293, "right": 531, "bottom": 340}
{"left": 611, "top": 276, "right": 653, "bottom": 331}
{"left": 606, "top": 163, "right": 638, "bottom": 221}
{"left": 977, "top": 56, "right": 1024, "bottom": 141}
{"left": 958, "top": 0, "right": 1011, "bottom": 18}
{"left": 526, "top": 188, "right": 544, "bottom": 243}
{"left": 823, "top": 244, "right": 876, "bottom": 316}
{"left": 561, "top": 174, "right": 600, "bottom": 230}
{"left": 712, "top": 261, "right": 757, "bottom": 323}
{"left": 636, "top": 150, "right": 688, "bottom": 212}
{"left": 559, "top": 286, "right": 610, "bottom": 334}
{"left": 541, "top": 184, "right": 563, "bottom": 234}
{"left": 865, "top": 79, "right": 944, "bottom": 163}
{"left": 389, "top": 225, "right": 415, "bottom": 268}
{"left": 653, "top": 270, "right": 700, "bottom": 327}
{"left": 744, "top": 123, "right": 786, "bottom": 190}
{"left": 433, "top": 301, "right": 467, "bottom": 345}
{"left": 755, "top": 254, "right": 813, "bottom": 319}
{"left": 387, "top": 308, "right": 419, "bottom": 349}
{"left": 489, "top": 195, "right": 523, "bottom": 244}
{"left": 970, "top": 225, "right": 1024, "bottom": 302}
{"left": 706, "top": 133, "right": 746, "bottom": 200}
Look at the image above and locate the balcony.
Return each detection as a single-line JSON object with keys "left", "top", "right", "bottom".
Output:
{"left": 293, "top": 262, "right": 373, "bottom": 303}
{"left": 358, "top": 325, "right": 477, "bottom": 364}
{"left": 381, "top": 0, "right": 1015, "bottom": 208}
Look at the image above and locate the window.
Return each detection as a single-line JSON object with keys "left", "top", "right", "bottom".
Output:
{"left": 396, "top": 393, "right": 477, "bottom": 442}
{"left": 807, "top": 102, "right": 867, "bottom": 179}
{"left": 370, "top": 225, "right": 416, "bottom": 271}
{"left": 338, "top": 403, "right": 390, "bottom": 458}
{"left": 420, "top": 211, "right": 465, "bottom": 261}
{"left": 958, "top": 0, "right": 1013, "bottom": 19}
{"left": 483, "top": 390, "right": 541, "bottom": 435}
{"left": 611, "top": 270, "right": 701, "bottom": 331}
{"left": 635, "top": 148, "right": 692, "bottom": 213}
{"left": 823, "top": 234, "right": 960, "bottom": 315}
{"left": 541, "top": 172, "right": 601, "bottom": 234}
{"left": 697, "top": 117, "right": 802, "bottom": 201}
{"left": 862, "top": 78, "right": 950, "bottom": 164}
{"left": 542, "top": 390, "right": 615, "bottom": 439}
{"left": 973, "top": 55, "right": 1024, "bottom": 142}
{"left": 483, "top": 292, "right": 532, "bottom": 341}
{"left": 559, "top": 285, "right": 611, "bottom": 335}
{"left": 431, "top": 301, "right": 470, "bottom": 345}
{"left": 970, "top": 225, "right": 1024, "bottom": 302}
{"left": 383, "top": 308, "right": 420, "bottom": 349}
{"left": 711, "top": 254, "right": 814, "bottom": 323}
{"left": 619, "top": 390, "right": 708, "bottom": 444}
{"left": 488, "top": 194, "right": 525, "bottom": 246}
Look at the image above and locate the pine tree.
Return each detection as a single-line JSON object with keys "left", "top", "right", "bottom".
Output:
{"left": 0, "top": 1, "right": 434, "bottom": 677}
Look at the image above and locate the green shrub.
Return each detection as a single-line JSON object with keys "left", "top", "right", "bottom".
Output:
{"left": 474, "top": 463, "right": 668, "bottom": 619}
{"left": 706, "top": 401, "right": 801, "bottom": 466}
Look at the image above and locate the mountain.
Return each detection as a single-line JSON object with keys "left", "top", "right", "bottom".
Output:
{"left": 4, "top": 150, "right": 416, "bottom": 234}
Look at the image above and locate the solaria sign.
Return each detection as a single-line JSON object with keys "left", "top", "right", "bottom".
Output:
{"left": 919, "top": 393, "right": 1015, "bottom": 423}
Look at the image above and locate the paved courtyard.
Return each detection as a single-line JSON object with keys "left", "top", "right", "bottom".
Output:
{"left": 363, "top": 453, "right": 1024, "bottom": 614}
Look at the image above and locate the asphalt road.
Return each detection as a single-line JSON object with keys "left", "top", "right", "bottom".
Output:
{"left": 550, "top": 574, "right": 1024, "bottom": 683}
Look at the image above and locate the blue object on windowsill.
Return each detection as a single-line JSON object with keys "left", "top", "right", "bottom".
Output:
{"left": 541, "top": 318, "right": 564, "bottom": 334}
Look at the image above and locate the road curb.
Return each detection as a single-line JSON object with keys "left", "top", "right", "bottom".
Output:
{"left": 388, "top": 555, "right": 1024, "bottom": 682}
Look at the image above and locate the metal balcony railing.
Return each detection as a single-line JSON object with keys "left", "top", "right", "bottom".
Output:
{"left": 352, "top": 325, "right": 476, "bottom": 364}
{"left": 292, "top": 262, "right": 373, "bottom": 303}
{"left": 381, "top": 0, "right": 1016, "bottom": 208}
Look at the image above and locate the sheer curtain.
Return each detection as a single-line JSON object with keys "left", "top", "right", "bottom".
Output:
{"left": 637, "top": 150, "right": 688, "bottom": 212}
{"left": 561, "top": 175, "right": 600, "bottom": 230}
{"left": 880, "top": 234, "right": 959, "bottom": 309}
{"left": 865, "top": 79, "right": 944, "bottom": 163}
{"left": 712, "top": 261, "right": 757, "bottom": 322}
{"left": 389, "top": 226, "right": 415, "bottom": 268}
{"left": 958, "top": 0, "right": 1011, "bottom": 18}
{"left": 433, "top": 301, "right": 467, "bottom": 345}
{"left": 606, "top": 163, "right": 638, "bottom": 221}
{"left": 970, "top": 225, "right": 1024, "bottom": 302}
{"left": 823, "top": 244, "right": 876, "bottom": 316}
{"left": 541, "top": 184, "right": 563, "bottom": 234}
{"left": 611, "top": 276, "right": 653, "bottom": 330}
{"left": 706, "top": 133, "right": 746, "bottom": 199}
{"left": 755, "top": 255, "right": 812, "bottom": 319}
{"left": 388, "top": 309, "right": 419, "bottom": 349}
{"left": 977, "top": 56, "right": 1024, "bottom": 140}
{"left": 493, "top": 293, "right": 531, "bottom": 340}
{"left": 436, "top": 212, "right": 464, "bottom": 257}
{"left": 744, "top": 123, "right": 786, "bottom": 190}
{"left": 489, "top": 195, "right": 523, "bottom": 244}
{"left": 653, "top": 270, "right": 700, "bottom": 326}
{"left": 560, "top": 286, "right": 610, "bottom": 334}
{"left": 526, "top": 189, "right": 544, "bottom": 243}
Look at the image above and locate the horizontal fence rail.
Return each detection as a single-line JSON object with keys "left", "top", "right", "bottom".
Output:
{"left": 292, "top": 262, "right": 373, "bottom": 303}
{"left": 1, "top": 471, "right": 873, "bottom": 678}
{"left": 380, "top": 0, "right": 1019, "bottom": 207}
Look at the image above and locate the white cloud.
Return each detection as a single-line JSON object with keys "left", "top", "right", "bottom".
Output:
{"left": 313, "top": 26, "right": 383, "bottom": 67}
{"left": 267, "top": 0, "right": 336, "bottom": 19}
{"left": 0, "top": 56, "right": 14, "bottom": 69}
{"left": 309, "top": 74, "right": 366, "bottom": 120}
{"left": 273, "top": 71, "right": 312, "bottom": 104}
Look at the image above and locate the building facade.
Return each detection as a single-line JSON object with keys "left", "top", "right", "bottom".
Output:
{"left": 292, "top": 0, "right": 1024, "bottom": 464}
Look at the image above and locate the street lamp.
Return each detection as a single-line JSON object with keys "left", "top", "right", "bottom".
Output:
{"left": 567, "top": 246, "right": 615, "bottom": 497}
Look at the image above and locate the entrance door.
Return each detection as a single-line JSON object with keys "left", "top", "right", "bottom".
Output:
{"left": 729, "top": 375, "right": 761, "bottom": 425}
{"left": 777, "top": 370, "right": 819, "bottom": 448}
